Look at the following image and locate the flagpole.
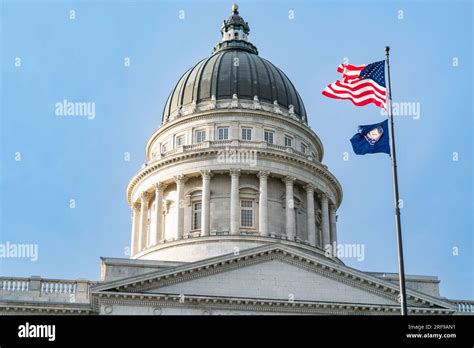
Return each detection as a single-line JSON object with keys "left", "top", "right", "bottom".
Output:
{"left": 385, "top": 46, "right": 408, "bottom": 316}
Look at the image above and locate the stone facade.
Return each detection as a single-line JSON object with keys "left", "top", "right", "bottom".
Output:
{"left": 1, "top": 244, "right": 471, "bottom": 315}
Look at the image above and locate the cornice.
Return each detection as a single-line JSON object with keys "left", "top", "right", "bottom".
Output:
{"left": 92, "top": 292, "right": 453, "bottom": 315}
{"left": 0, "top": 302, "right": 93, "bottom": 315}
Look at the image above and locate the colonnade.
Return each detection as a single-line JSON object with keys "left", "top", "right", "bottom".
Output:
{"left": 130, "top": 170, "right": 338, "bottom": 255}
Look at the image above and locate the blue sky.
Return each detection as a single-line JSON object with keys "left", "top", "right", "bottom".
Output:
{"left": 1, "top": 0, "right": 472, "bottom": 300}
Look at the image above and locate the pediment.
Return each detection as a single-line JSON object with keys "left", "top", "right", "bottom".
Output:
{"left": 146, "top": 258, "right": 397, "bottom": 305}
{"left": 91, "top": 244, "right": 455, "bottom": 312}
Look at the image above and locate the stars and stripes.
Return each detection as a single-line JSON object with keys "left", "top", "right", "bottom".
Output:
{"left": 322, "top": 60, "right": 387, "bottom": 109}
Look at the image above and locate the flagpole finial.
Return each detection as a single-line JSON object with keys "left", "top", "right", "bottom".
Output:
{"left": 385, "top": 46, "right": 390, "bottom": 53}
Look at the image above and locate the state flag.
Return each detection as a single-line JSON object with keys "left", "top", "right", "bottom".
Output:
{"left": 350, "top": 119, "right": 390, "bottom": 155}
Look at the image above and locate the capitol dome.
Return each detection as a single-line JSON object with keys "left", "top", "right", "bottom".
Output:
{"left": 162, "top": 3, "right": 306, "bottom": 124}
{"left": 162, "top": 49, "right": 307, "bottom": 124}
{"left": 127, "top": 4, "right": 343, "bottom": 263}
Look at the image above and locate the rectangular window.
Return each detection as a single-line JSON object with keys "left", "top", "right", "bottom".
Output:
{"left": 284, "top": 135, "right": 293, "bottom": 148}
{"left": 176, "top": 135, "right": 185, "bottom": 147}
{"left": 264, "top": 130, "right": 274, "bottom": 144}
{"left": 241, "top": 128, "right": 252, "bottom": 141}
{"left": 161, "top": 143, "right": 168, "bottom": 153}
{"left": 240, "top": 200, "right": 254, "bottom": 228}
{"left": 301, "top": 143, "right": 307, "bottom": 154}
{"left": 195, "top": 130, "right": 206, "bottom": 143}
{"left": 218, "top": 127, "right": 229, "bottom": 140}
{"left": 192, "top": 202, "right": 202, "bottom": 230}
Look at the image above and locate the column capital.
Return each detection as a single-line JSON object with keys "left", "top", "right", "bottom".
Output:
{"left": 152, "top": 182, "right": 167, "bottom": 192}
{"left": 257, "top": 171, "right": 270, "bottom": 179}
{"left": 173, "top": 175, "right": 188, "bottom": 184}
{"left": 330, "top": 204, "right": 337, "bottom": 213}
{"left": 132, "top": 202, "right": 141, "bottom": 212}
{"left": 200, "top": 170, "right": 213, "bottom": 179}
{"left": 318, "top": 192, "right": 328, "bottom": 202}
{"left": 140, "top": 191, "right": 150, "bottom": 201}
{"left": 303, "top": 183, "right": 315, "bottom": 193}
{"left": 229, "top": 168, "right": 241, "bottom": 177}
{"left": 282, "top": 176, "right": 296, "bottom": 185}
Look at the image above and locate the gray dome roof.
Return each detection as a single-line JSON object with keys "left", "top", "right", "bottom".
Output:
{"left": 162, "top": 50, "right": 307, "bottom": 124}
{"left": 162, "top": 5, "right": 307, "bottom": 124}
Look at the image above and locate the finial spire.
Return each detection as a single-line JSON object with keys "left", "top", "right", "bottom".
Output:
{"left": 232, "top": 3, "right": 239, "bottom": 14}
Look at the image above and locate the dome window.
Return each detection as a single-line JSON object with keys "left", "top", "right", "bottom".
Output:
{"left": 218, "top": 127, "right": 229, "bottom": 140}
{"left": 241, "top": 127, "right": 252, "bottom": 141}
{"left": 284, "top": 135, "right": 293, "bottom": 148}
{"left": 176, "top": 135, "right": 185, "bottom": 147}
{"left": 264, "top": 130, "right": 274, "bottom": 144}
{"left": 195, "top": 130, "right": 206, "bottom": 143}
{"left": 301, "top": 143, "right": 308, "bottom": 154}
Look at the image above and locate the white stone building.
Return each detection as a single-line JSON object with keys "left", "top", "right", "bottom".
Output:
{"left": 0, "top": 4, "right": 472, "bottom": 316}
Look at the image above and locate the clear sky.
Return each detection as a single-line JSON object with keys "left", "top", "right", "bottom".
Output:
{"left": 1, "top": 0, "right": 472, "bottom": 300}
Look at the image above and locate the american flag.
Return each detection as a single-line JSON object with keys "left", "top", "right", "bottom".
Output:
{"left": 322, "top": 60, "right": 386, "bottom": 109}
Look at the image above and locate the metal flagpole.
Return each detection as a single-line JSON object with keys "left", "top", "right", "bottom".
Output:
{"left": 384, "top": 46, "right": 408, "bottom": 316}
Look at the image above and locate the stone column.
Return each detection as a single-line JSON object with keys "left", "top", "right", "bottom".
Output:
{"left": 258, "top": 171, "right": 270, "bottom": 236}
{"left": 174, "top": 175, "right": 187, "bottom": 240}
{"left": 138, "top": 191, "right": 149, "bottom": 251}
{"left": 130, "top": 202, "right": 140, "bottom": 256}
{"left": 304, "top": 184, "right": 316, "bottom": 247}
{"left": 201, "top": 170, "right": 212, "bottom": 237}
{"left": 317, "top": 228, "right": 322, "bottom": 248}
{"left": 229, "top": 169, "right": 241, "bottom": 235}
{"left": 151, "top": 183, "right": 166, "bottom": 245}
{"left": 319, "top": 193, "right": 330, "bottom": 248}
{"left": 283, "top": 177, "right": 296, "bottom": 240}
{"left": 330, "top": 204, "right": 338, "bottom": 246}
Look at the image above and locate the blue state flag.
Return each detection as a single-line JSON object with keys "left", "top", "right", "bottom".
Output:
{"left": 350, "top": 119, "right": 390, "bottom": 155}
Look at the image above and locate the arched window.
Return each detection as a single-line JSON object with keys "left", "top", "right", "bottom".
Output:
{"left": 239, "top": 186, "right": 259, "bottom": 232}
{"left": 192, "top": 202, "right": 202, "bottom": 230}
{"left": 184, "top": 188, "right": 203, "bottom": 236}
{"left": 240, "top": 200, "right": 254, "bottom": 227}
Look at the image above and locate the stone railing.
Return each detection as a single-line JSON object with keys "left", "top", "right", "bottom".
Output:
{"left": 448, "top": 300, "right": 474, "bottom": 314}
{"left": 183, "top": 142, "right": 209, "bottom": 151}
{"left": 0, "top": 276, "right": 96, "bottom": 304}
{"left": 41, "top": 280, "right": 77, "bottom": 294}
{"left": 267, "top": 143, "right": 287, "bottom": 151}
{"left": 161, "top": 148, "right": 178, "bottom": 157}
{"left": 210, "top": 140, "right": 233, "bottom": 146}
{"left": 0, "top": 277, "right": 30, "bottom": 292}
{"left": 154, "top": 140, "right": 316, "bottom": 163}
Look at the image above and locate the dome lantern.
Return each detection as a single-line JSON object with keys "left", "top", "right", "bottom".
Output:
{"left": 221, "top": 3, "right": 249, "bottom": 42}
{"left": 214, "top": 4, "right": 258, "bottom": 54}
